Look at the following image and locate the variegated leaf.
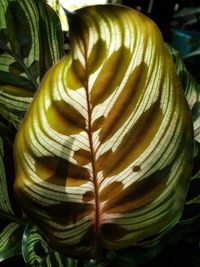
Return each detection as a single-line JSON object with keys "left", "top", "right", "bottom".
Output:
{"left": 22, "top": 223, "right": 77, "bottom": 267}
{"left": 0, "top": 123, "right": 22, "bottom": 220}
{"left": 167, "top": 46, "right": 200, "bottom": 225}
{"left": 0, "top": 0, "right": 64, "bottom": 128}
{"left": 179, "top": 141, "right": 200, "bottom": 224}
{"left": 0, "top": 86, "right": 33, "bottom": 129}
{"left": 14, "top": 5, "right": 194, "bottom": 258}
{"left": 167, "top": 45, "right": 200, "bottom": 142}
{"left": 47, "top": 0, "right": 122, "bottom": 31}
{"left": 0, "top": 222, "right": 24, "bottom": 262}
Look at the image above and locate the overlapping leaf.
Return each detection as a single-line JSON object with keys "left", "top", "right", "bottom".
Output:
{"left": 0, "top": 222, "right": 24, "bottom": 262}
{"left": 0, "top": 0, "right": 64, "bottom": 128}
{"left": 0, "top": 122, "right": 26, "bottom": 262}
{"left": 0, "top": 1, "right": 64, "bottom": 264}
{"left": 179, "top": 141, "right": 200, "bottom": 225}
{"left": 0, "top": 123, "right": 21, "bottom": 220}
{"left": 22, "top": 223, "right": 77, "bottom": 267}
{"left": 167, "top": 45, "right": 200, "bottom": 142}
{"left": 14, "top": 5, "right": 194, "bottom": 258}
{"left": 167, "top": 45, "right": 200, "bottom": 227}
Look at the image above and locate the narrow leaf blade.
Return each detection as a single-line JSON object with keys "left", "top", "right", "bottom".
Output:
{"left": 0, "top": 222, "right": 24, "bottom": 262}
{"left": 0, "top": 123, "right": 20, "bottom": 217}
{"left": 167, "top": 45, "right": 200, "bottom": 142}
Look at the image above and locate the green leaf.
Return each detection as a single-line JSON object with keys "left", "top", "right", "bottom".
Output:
{"left": 36, "top": 1, "right": 65, "bottom": 78}
{"left": 14, "top": 5, "right": 194, "bottom": 259}
{"left": 0, "top": 0, "right": 64, "bottom": 128}
{"left": 168, "top": 142, "right": 200, "bottom": 246}
{"left": 0, "top": 85, "right": 33, "bottom": 132}
{"left": 180, "top": 141, "right": 200, "bottom": 224}
{"left": 22, "top": 223, "right": 49, "bottom": 266}
{"left": 5, "top": 1, "right": 32, "bottom": 59}
{"left": 184, "top": 49, "right": 200, "bottom": 59}
{"left": 0, "top": 222, "right": 24, "bottom": 262}
{"left": 9, "top": 62, "right": 25, "bottom": 75}
{"left": 0, "top": 123, "right": 20, "bottom": 219}
{"left": 174, "top": 7, "right": 200, "bottom": 18}
{"left": 167, "top": 45, "right": 200, "bottom": 142}
{"left": 22, "top": 222, "right": 77, "bottom": 267}
{"left": 0, "top": 29, "right": 8, "bottom": 50}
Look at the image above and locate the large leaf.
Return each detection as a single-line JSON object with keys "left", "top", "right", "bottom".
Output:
{"left": 0, "top": 0, "right": 64, "bottom": 128}
{"left": 14, "top": 5, "right": 194, "bottom": 258}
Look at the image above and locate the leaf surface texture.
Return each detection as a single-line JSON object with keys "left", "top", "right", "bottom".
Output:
{"left": 14, "top": 5, "right": 194, "bottom": 258}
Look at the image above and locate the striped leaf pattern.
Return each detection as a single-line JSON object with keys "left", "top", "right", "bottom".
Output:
{"left": 167, "top": 45, "right": 200, "bottom": 142}
{"left": 0, "top": 222, "right": 24, "bottom": 262}
{"left": 0, "top": 123, "right": 21, "bottom": 219}
{"left": 167, "top": 46, "right": 200, "bottom": 225}
{"left": 14, "top": 5, "right": 194, "bottom": 258}
{"left": 22, "top": 223, "right": 77, "bottom": 267}
{"left": 179, "top": 141, "right": 200, "bottom": 224}
{"left": 0, "top": 0, "right": 64, "bottom": 128}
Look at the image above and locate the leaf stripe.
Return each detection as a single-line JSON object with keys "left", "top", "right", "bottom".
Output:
{"left": 14, "top": 5, "right": 193, "bottom": 258}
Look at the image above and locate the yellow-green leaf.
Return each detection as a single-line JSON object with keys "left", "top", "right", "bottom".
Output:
{"left": 14, "top": 5, "right": 194, "bottom": 258}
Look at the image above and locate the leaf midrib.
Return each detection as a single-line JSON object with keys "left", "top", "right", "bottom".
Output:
{"left": 84, "top": 59, "right": 100, "bottom": 237}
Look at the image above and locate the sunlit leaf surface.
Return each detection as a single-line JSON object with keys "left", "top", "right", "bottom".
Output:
{"left": 47, "top": 0, "right": 122, "bottom": 31}
{"left": 14, "top": 5, "right": 194, "bottom": 258}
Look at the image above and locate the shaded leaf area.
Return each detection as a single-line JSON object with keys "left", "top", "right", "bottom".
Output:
{"left": 0, "top": 122, "right": 27, "bottom": 264}
{"left": 0, "top": 0, "right": 64, "bottom": 128}
{"left": 1, "top": 239, "right": 200, "bottom": 267}
{"left": 168, "top": 45, "right": 200, "bottom": 230}
{"left": 0, "top": 85, "right": 33, "bottom": 128}
{"left": 22, "top": 223, "right": 77, "bottom": 267}
{"left": 179, "top": 141, "right": 200, "bottom": 224}
{"left": 0, "top": 222, "right": 24, "bottom": 262}
{"left": 167, "top": 45, "right": 200, "bottom": 142}
{"left": 0, "top": 123, "right": 23, "bottom": 221}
